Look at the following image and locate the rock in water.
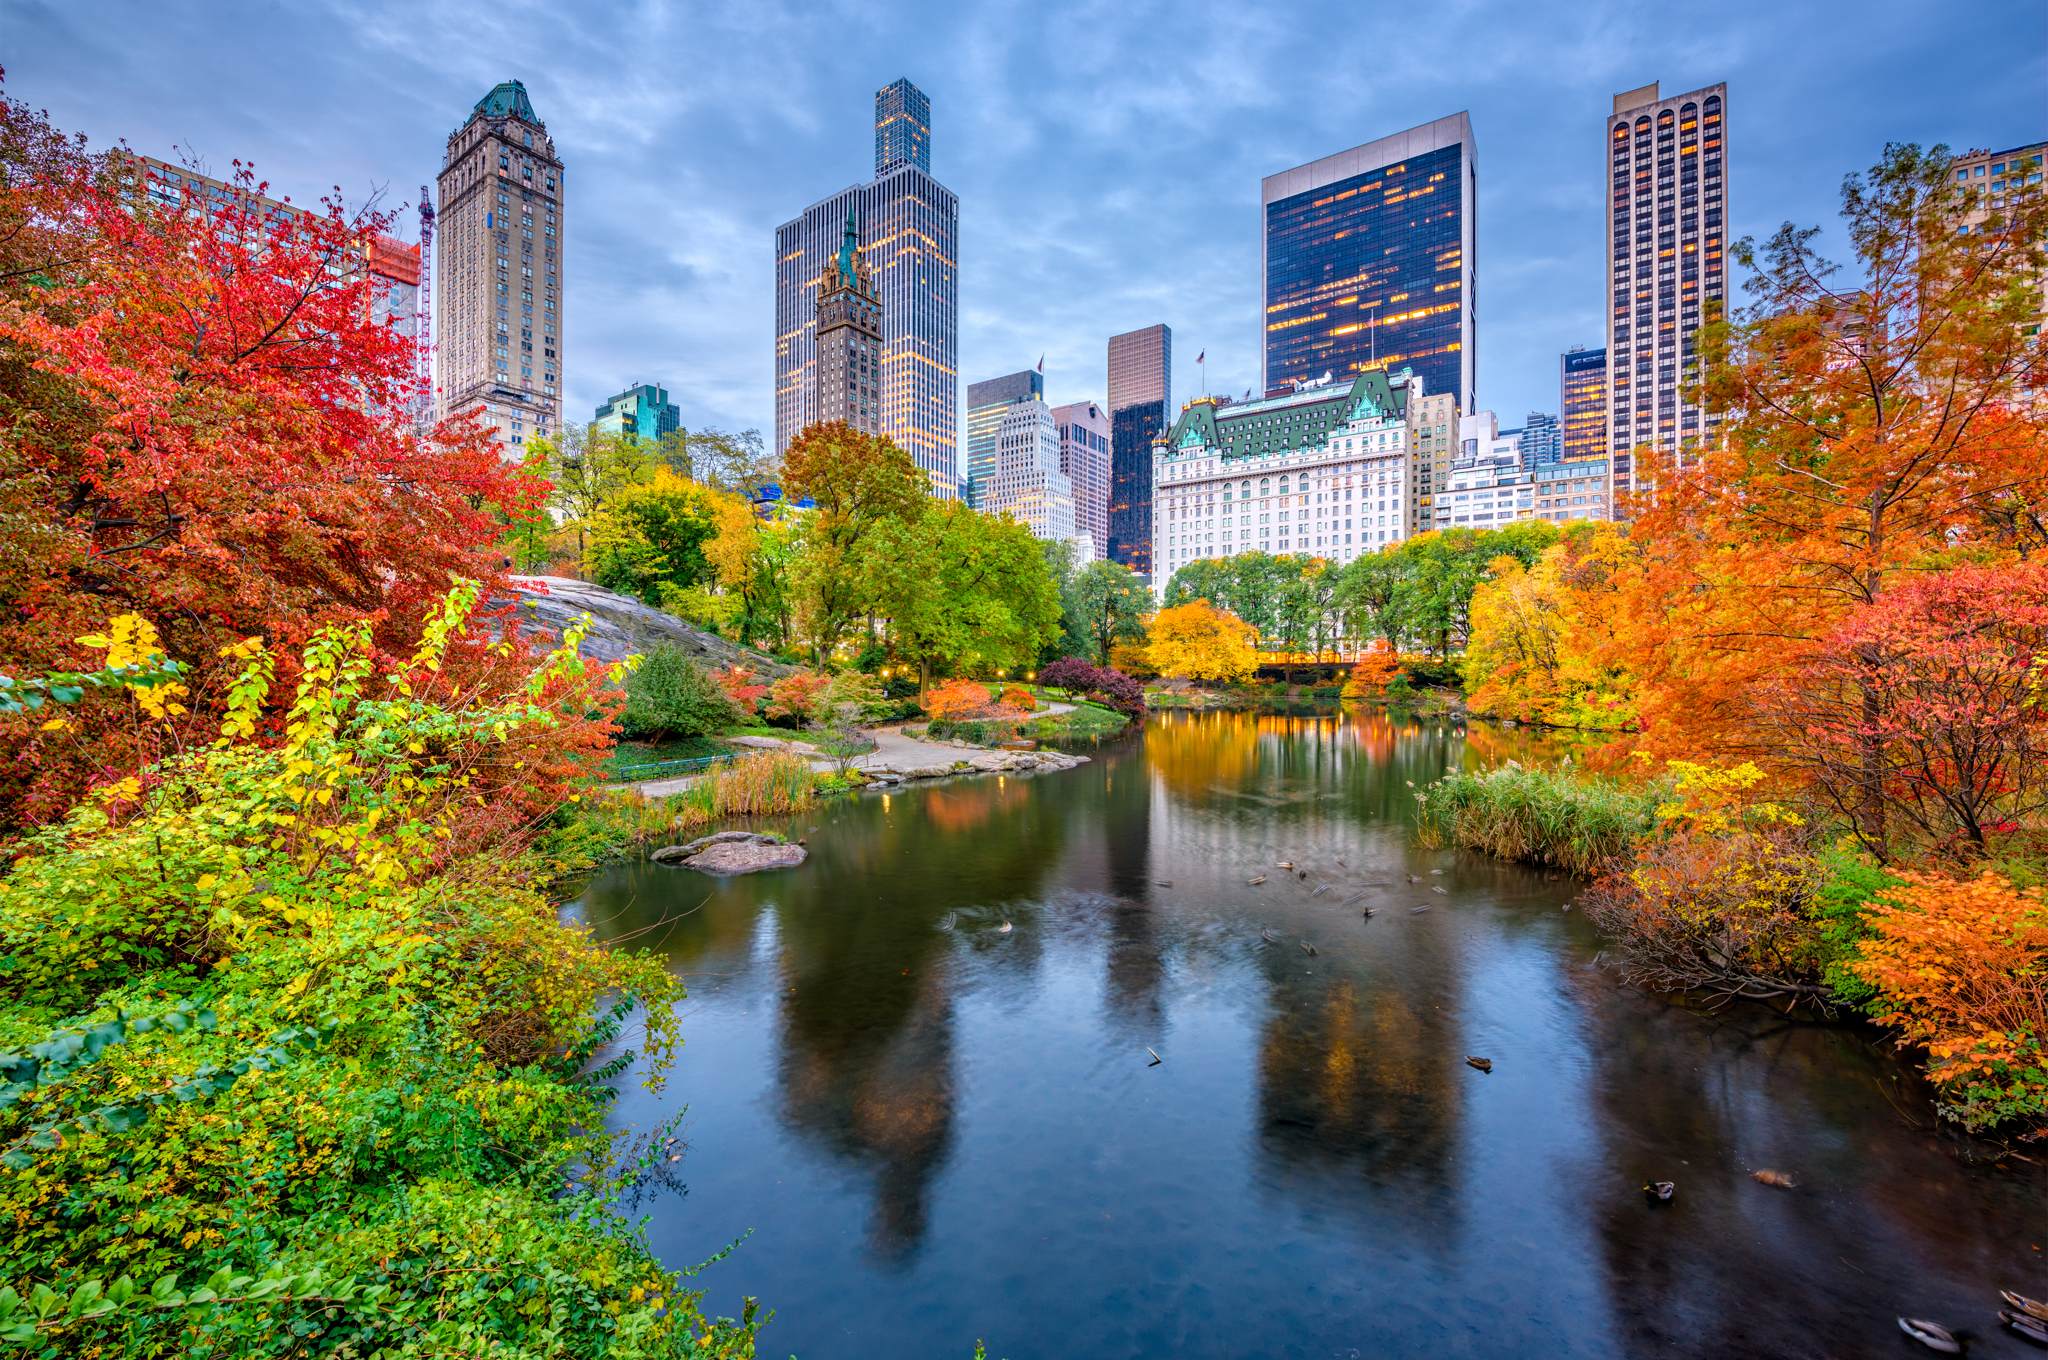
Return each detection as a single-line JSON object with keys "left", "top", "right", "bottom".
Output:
{"left": 652, "top": 832, "right": 807, "bottom": 875}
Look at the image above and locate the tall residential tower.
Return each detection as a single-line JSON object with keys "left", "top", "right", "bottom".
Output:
{"left": 1106, "top": 323, "right": 1171, "bottom": 580}
{"left": 435, "top": 80, "right": 563, "bottom": 452}
{"left": 1605, "top": 81, "right": 1727, "bottom": 502}
{"left": 1261, "top": 114, "right": 1476, "bottom": 410}
{"left": 775, "top": 78, "right": 960, "bottom": 496}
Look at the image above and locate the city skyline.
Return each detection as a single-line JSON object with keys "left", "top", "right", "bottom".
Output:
{"left": 8, "top": 0, "right": 2040, "bottom": 446}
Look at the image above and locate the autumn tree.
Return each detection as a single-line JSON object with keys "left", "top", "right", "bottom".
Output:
{"left": 0, "top": 89, "right": 539, "bottom": 824}
{"left": 705, "top": 493, "right": 796, "bottom": 651}
{"left": 869, "top": 500, "right": 1062, "bottom": 687}
{"left": 1769, "top": 560, "right": 2048, "bottom": 860}
{"left": 529, "top": 421, "right": 651, "bottom": 561}
{"left": 1146, "top": 600, "right": 1260, "bottom": 684}
{"left": 1463, "top": 522, "right": 1637, "bottom": 729}
{"left": 780, "top": 421, "right": 924, "bottom": 665}
{"left": 1612, "top": 142, "right": 2048, "bottom": 761}
{"left": 1062, "top": 559, "right": 1152, "bottom": 665}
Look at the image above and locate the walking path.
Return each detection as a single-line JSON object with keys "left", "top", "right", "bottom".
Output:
{"left": 628, "top": 703, "right": 1078, "bottom": 800}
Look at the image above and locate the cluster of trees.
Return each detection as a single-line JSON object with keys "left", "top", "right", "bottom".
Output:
{"left": 1160, "top": 523, "right": 1559, "bottom": 662}
{"left": 1461, "top": 145, "right": 2048, "bottom": 1135}
{"left": 0, "top": 87, "right": 762, "bottom": 1351}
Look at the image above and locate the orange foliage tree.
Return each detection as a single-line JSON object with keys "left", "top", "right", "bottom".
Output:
{"left": 922, "top": 678, "right": 993, "bottom": 720}
{"left": 1850, "top": 871, "right": 2048, "bottom": 1132}
{"left": 1340, "top": 640, "right": 1403, "bottom": 701}
{"left": 1602, "top": 144, "right": 2048, "bottom": 768}
{"left": 0, "top": 86, "right": 542, "bottom": 824}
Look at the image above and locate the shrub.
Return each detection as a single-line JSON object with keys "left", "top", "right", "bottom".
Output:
{"left": 1849, "top": 870, "right": 2048, "bottom": 1133}
{"left": 0, "top": 603, "right": 761, "bottom": 1354}
{"left": 1037, "top": 658, "right": 1145, "bottom": 719}
{"left": 765, "top": 668, "right": 832, "bottom": 724}
{"left": 821, "top": 669, "right": 891, "bottom": 723}
{"left": 619, "top": 644, "right": 739, "bottom": 740}
{"left": 998, "top": 684, "right": 1037, "bottom": 713}
{"left": 709, "top": 662, "right": 770, "bottom": 714}
{"left": 922, "top": 678, "right": 994, "bottom": 720}
{"left": 926, "top": 717, "right": 1021, "bottom": 747}
{"left": 1414, "top": 763, "right": 1661, "bottom": 877}
{"left": 1341, "top": 642, "right": 1404, "bottom": 701}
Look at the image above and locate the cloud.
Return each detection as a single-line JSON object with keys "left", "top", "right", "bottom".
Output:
{"left": 6, "top": 0, "right": 2043, "bottom": 440}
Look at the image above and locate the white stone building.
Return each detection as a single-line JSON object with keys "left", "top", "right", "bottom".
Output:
{"left": 1149, "top": 371, "right": 1418, "bottom": 587}
{"left": 984, "top": 399, "right": 1077, "bottom": 545}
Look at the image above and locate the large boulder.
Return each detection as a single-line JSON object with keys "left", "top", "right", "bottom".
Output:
{"left": 509, "top": 576, "right": 791, "bottom": 675}
{"left": 651, "top": 830, "right": 807, "bottom": 876}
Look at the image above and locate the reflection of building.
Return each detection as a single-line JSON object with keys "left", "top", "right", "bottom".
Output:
{"left": 774, "top": 78, "right": 960, "bottom": 496}
{"left": 1107, "top": 324, "right": 1171, "bottom": 580}
{"left": 985, "top": 399, "right": 1078, "bottom": 545}
{"left": 1606, "top": 81, "right": 1727, "bottom": 503}
{"left": 1261, "top": 113, "right": 1477, "bottom": 410}
{"left": 592, "top": 383, "right": 680, "bottom": 441}
{"left": 965, "top": 369, "right": 1043, "bottom": 507}
{"left": 435, "top": 80, "right": 565, "bottom": 454}
{"left": 1151, "top": 370, "right": 1415, "bottom": 582}
{"left": 1053, "top": 400, "right": 1112, "bottom": 559}
{"left": 813, "top": 208, "right": 885, "bottom": 436}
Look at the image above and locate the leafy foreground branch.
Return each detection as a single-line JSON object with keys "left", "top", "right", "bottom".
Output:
{"left": 0, "top": 594, "right": 764, "bottom": 1356}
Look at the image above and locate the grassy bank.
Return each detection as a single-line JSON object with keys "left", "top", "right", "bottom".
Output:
{"left": 1414, "top": 763, "right": 1662, "bottom": 876}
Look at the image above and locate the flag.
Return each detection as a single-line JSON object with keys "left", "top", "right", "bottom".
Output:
{"left": 1036, "top": 354, "right": 1044, "bottom": 374}
{"left": 1197, "top": 349, "right": 1206, "bottom": 364}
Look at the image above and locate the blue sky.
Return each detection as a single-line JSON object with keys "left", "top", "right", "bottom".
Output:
{"left": 7, "top": 0, "right": 2043, "bottom": 438}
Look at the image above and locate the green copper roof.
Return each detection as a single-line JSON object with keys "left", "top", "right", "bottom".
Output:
{"left": 474, "top": 80, "right": 538, "bottom": 123}
{"left": 1161, "top": 370, "right": 1410, "bottom": 460}
{"left": 837, "top": 205, "right": 860, "bottom": 282}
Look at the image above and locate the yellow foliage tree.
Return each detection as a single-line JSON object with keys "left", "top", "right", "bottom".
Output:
{"left": 1145, "top": 600, "right": 1259, "bottom": 684}
{"left": 1463, "top": 522, "right": 1637, "bottom": 729}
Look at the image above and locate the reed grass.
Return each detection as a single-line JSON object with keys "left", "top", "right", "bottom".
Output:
{"left": 672, "top": 748, "right": 819, "bottom": 827}
{"left": 1414, "top": 763, "right": 1661, "bottom": 876}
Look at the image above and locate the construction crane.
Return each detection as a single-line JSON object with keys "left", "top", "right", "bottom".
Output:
{"left": 414, "top": 185, "right": 435, "bottom": 424}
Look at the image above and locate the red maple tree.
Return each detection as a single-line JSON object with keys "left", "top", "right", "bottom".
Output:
{"left": 0, "top": 82, "right": 551, "bottom": 824}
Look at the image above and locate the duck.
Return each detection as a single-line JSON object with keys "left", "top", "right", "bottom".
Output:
{"left": 1277, "top": 861, "right": 1296, "bottom": 871}
{"left": 2004, "top": 1292, "right": 2048, "bottom": 1324}
{"left": 1465, "top": 1056, "right": 1493, "bottom": 1073}
{"left": 1750, "top": 1169, "right": 1797, "bottom": 1189}
{"left": 2000, "top": 1309, "right": 2048, "bottom": 1345}
{"left": 1642, "top": 1180, "right": 1676, "bottom": 1203}
{"left": 1898, "top": 1318, "right": 1962, "bottom": 1354}
{"left": 1299, "top": 941, "right": 1318, "bottom": 957}
{"left": 1248, "top": 875, "right": 1267, "bottom": 886}
{"left": 997, "top": 920, "right": 1013, "bottom": 935}
{"left": 1261, "top": 928, "right": 1281, "bottom": 944}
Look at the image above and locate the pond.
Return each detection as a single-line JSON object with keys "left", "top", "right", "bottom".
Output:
{"left": 573, "top": 711, "right": 2045, "bottom": 1359}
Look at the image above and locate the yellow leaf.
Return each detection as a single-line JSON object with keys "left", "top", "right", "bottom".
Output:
{"left": 38, "top": 717, "right": 67, "bottom": 732}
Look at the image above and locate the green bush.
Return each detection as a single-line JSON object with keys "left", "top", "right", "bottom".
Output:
{"left": 1812, "top": 843, "right": 1903, "bottom": 1008}
{"left": 1414, "top": 763, "right": 1662, "bottom": 876}
{"left": 619, "top": 644, "right": 739, "bottom": 740}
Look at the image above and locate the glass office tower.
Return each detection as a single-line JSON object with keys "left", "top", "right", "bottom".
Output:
{"left": 1261, "top": 113, "right": 1476, "bottom": 411}
{"left": 964, "top": 368, "right": 1044, "bottom": 508}
{"left": 1106, "top": 323, "right": 1171, "bottom": 582}
{"left": 1559, "top": 346, "right": 1608, "bottom": 464}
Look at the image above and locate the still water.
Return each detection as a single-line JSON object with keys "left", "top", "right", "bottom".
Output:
{"left": 575, "top": 711, "right": 2044, "bottom": 1359}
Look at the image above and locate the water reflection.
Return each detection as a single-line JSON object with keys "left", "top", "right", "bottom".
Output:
{"left": 580, "top": 713, "right": 2044, "bottom": 1360}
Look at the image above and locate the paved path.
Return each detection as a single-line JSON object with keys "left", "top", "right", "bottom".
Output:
{"left": 627, "top": 701, "right": 1077, "bottom": 800}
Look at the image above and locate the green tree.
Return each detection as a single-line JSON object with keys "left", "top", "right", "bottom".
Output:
{"left": 1064, "top": 559, "right": 1152, "bottom": 665}
{"left": 1335, "top": 548, "right": 1409, "bottom": 646}
{"left": 782, "top": 421, "right": 925, "bottom": 665}
{"left": 686, "top": 426, "right": 779, "bottom": 500}
{"left": 583, "top": 469, "right": 724, "bottom": 606}
{"left": 619, "top": 643, "right": 741, "bottom": 739}
{"left": 529, "top": 422, "right": 652, "bottom": 560}
{"left": 706, "top": 494, "right": 797, "bottom": 651}
{"left": 871, "top": 501, "right": 1062, "bottom": 687}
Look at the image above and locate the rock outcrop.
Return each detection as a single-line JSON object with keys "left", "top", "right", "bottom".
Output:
{"left": 860, "top": 748, "right": 1086, "bottom": 786}
{"left": 510, "top": 576, "right": 791, "bottom": 674}
{"left": 651, "top": 830, "right": 807, "bottom": 875}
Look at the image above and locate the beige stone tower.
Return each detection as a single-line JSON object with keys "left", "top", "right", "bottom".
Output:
{"left": 435, "top": 80, "right": 564, "bottom": 455}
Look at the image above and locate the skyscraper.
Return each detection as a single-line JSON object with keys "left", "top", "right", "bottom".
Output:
{"left": 1107, "top": 324, "right": 1171, "bottom": 580}
{"left": 874, "top": 78, "right": 931, "bottom": 175}
{"left": 814, "top": 207, "right": 884, "bottom": 435}
{"left": 1261, "top": 113, "right": 1477, "bottom": 410}
{"left": 1605, "top": 81, "right": 1727, "bottom": 502}
{"left": 775, "top": 78, "right": 960, "bottom": 497}
{"left": 1053, "top": 400, "right": 1111, "bottom": 560}
{"left": 985, "top": 400, "right": 1078, "bottom": 547}
{"left": 435, "top": 80, "right": 564, "bottom": 453}
{"left": 1559, "top": 346, "right": 1608, "bottom": 464}
{"left": 593, "top": 383, "right": 680, "bottom": 441}
{"left": 964, "top": 369, "right": 1044, "bottom": 508}
{"left": 1518, "top": 411, "right": 1562, "bottom": 467}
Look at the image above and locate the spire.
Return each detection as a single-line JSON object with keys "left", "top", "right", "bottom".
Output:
{"left": 836, "top": 206, "right": 860, "bottom": 286}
